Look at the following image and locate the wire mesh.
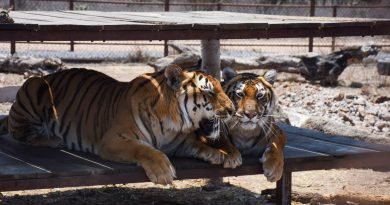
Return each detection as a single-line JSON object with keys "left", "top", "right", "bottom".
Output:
{"left": 0, "top": 0, "right": 389, "bottom": 61}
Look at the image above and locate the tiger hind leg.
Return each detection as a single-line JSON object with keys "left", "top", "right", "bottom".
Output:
{"left": 8, "top": 122, "right": 63, "bottom": 148}
{"left": 7, "top": 77, "right": 62, "bottom": 148}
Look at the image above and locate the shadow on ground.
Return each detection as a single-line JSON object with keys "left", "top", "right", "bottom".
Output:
{"left": 0, "top": 183, "right": 273, "bottom": 205}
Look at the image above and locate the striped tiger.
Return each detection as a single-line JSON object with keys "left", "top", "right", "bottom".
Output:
{"left": 221, "top": 67, "right": 287, "bottom": 182}
{"left": 0, "top": 65, "right": 237, "bottom": 185}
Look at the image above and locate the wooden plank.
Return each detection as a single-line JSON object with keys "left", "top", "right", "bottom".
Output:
{"left": 0, "top": 135, "right": 115, "bottom": 179}
{"left": 286, "top": 132, "right": 378, "bottom": 156}
{"left": 285, "top": 152, "right": 389, "bottom": 172}
{"left": 279, "top": 124, "right": 390, "bottom": 152}
{"left": 0, "top": 151, "right": 49, "bottom": 179}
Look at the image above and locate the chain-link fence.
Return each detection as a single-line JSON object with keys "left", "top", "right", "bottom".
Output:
{"left": 1, "top": 0, "right": 389, "bottom": 61}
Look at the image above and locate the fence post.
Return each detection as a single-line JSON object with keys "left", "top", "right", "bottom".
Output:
{"left": 331, "top": 6, "right": 337, "bottom": 52}
{"left": 217, "top": 1, "right": 222, "bottom": 11}
{"left": 9, "top": 0, "right": 15, "bottom": 9}
{"left": 308, "top": 0, "right": 315, "bottom": 52}
{"left": 163, "top": 0, "right": 170, "bottom": 56}
{"left": 10, "top": 0, "right": 15, "bottom": 55}
{"left": 70, "top": 0, "right": 75, "bottom": 52}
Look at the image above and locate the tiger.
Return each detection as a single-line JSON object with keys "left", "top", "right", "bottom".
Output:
{"left": 0, "top": 64, "right": 240, "bottom": 185}
{"left": 221, "top": 67, "right": 287, "bottom": 182}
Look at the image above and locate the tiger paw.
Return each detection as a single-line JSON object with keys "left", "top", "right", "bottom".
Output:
{"left": 261, "top": 148, "right": 284, "bottom": 182}
{"left": 223, "top": 150, "right": 242, "bottom": 169}
{"left": 140, "top": 153, "right": 176, "bottom": 185}
{"left": 198, "top": 149, "right": 225, "bottom": 165}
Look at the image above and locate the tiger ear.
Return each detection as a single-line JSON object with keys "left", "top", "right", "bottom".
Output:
{"left": 262, "top": 69, "right": 277, "bottom": 85}
{"left": 222, "top": 67, "right": 237, "bottom": 83}
{"left": 164, "top": 64, "right": 184, "bottom": 91}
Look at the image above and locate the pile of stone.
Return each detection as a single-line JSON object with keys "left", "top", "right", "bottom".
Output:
{"left": 275, "top": 81, "right": 389, "bottom": 144}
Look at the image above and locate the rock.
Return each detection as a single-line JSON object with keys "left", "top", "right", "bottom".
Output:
{"left": 332, "top": 92, "right": 345, "bottom": 101}
{"left": 364, "top": 114, "right": 377, "bottom": 126}
{"left": 147, "top": 51, "right": 201, "bottom": 71}
{"left": 300, "top": 116, "right": 390, "bottom": 144}
{"left": 353, "top": 97, "right": 366, "bottom": 105}
{"left": 377, "top": 58, "right": 390, "bottom": 76}
{"left": 365, "top": 106, "right": 379, "bottom": 115}
{"left": 302, "top": 116, "right": 357, "bottom": 135}
{"left": 375, "top": 122, "right": 388, "bottom": 131}
{"left": 341, "top": 114, "right": 355, "bottom": 126}
{"left": 284, "top": 110, "right": 310, "bottom": 127}
{"left": 273, "top": 104, "right": 291, "bottom": 125}
{"left": 345, "top": 94, "right": 357, "bottom": 100}
{"left": 373, "top": 96, "right": 390, "bottom": 104}
{"left": 378, "top": 112, "right": 390, "bottom": 121}
{"left": 0, "top": 56, "right": 64, "bottom": 77}
{"left": 360, "top": 85, "right": 377, "bottom": 96}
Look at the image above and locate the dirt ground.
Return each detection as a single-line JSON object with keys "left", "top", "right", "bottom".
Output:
{"left": 0, "top": 63, "right": 389, "bottom": 205}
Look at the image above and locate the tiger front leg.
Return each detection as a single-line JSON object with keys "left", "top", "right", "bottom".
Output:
{"left": 260, "top": 125, "right": 286, "bottom": 182}
{"left": 180, "top": 134, "right": 242, "bottom": 169}
{"left": 98, "top": 133, "right": 176, "bottom": 185}
{"left": 202, "top": 133, "right": 242, "bottom": 169}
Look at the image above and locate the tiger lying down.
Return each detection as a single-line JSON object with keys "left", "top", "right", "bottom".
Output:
{"left": 220, "top": 68, "right": 287, "bottom": 182}
{"left": 0, "top": 65, "right": 243, "bottom": 185}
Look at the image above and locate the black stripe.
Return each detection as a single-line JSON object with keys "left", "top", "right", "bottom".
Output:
{"left": 183, "top": 86, "right": 194, "bottom": 126}
{"left": 59, "top": 72, "right": 98, "bottom": 135}
{"left": 50, "top": 70, "right": 84, "bottom": 105}
{"left": 74, "top": 77, "right": 102, "bottom": 114}
{"left": 193, "top": 90, "right": 198, "bottom": 108}
{"left": 133, "top": 71, "right": 165, "bottom": 94}
{"left": 50, "top": 122, "right": 56, "bottom": 137}
{"left": 139, "top": 108, "right": 156, "bottom": 147}
{"left": 71, "top": 142, "right": 76, "bottom": 150}
{"left": 84, "top": 80, "right": 110, "bottom": 132}
{"left": 159, "top": 120, "right": 165, "bottom": 135}
{"left": 114, "top": 85, "right": 129, "bottom": 116}
{"left": 151, "top": 78, "right": 166, "bottom": 108}
{"left": 91, "top": 144, "right": 95, "bottom": 154}
{"left": 73, "top": 76, "right": 105, "bottom": 150}
{"left": 23, "top": 85, "right": 41, "bottom": 120}
{"left": 202, "top": 94, "right": 209, "bottom": 107}
{"left": 36, "top": 82, "right": 48, "bottom": 106}
{"left": 76, "top": 111, "right": 84, "bottom": 151}
{"left": 171, "top": 133, "right": 187, "bottom": 156}
{"left": 15, "top": 95, "right": 37, "bottom": 121}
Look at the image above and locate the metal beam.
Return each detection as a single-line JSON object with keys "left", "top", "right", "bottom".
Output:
{"left": 1, "top": 26, "right": 389, "bottom": 41}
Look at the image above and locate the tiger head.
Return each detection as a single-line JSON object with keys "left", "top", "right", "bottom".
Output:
{"left": 163, "top": 65, "right": 235, "bottom": 139}
{"left": 222, "top": 68, "right": 277, "bottom": 131}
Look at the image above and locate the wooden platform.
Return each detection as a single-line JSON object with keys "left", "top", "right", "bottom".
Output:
{"left": 0, "top": 123, "right": 389, "bottom": 194}
{"left": 1, "top": 11, "right": 390, "bottom": 41}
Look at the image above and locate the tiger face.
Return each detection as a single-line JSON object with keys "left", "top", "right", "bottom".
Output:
{"left": 223, "top": 69, "right": 276, "bottom": 131}
{"left": 171, "top": 67, "right": 235, "bottom": 139}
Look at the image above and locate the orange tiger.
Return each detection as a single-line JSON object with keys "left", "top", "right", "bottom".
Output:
{"left": 222, "top": 68, "right": 286, "bottom": 182}
{"left": 0, "top": 65, "right": 237, "bottom": 185}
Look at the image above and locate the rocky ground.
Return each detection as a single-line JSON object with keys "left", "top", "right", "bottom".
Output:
{"left": 0, "top": 62, "right": 389, "bottom": 205}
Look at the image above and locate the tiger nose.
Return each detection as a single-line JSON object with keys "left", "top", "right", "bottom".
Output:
{"left": 244, "top": 111, "right": 257, "bottom": 119}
